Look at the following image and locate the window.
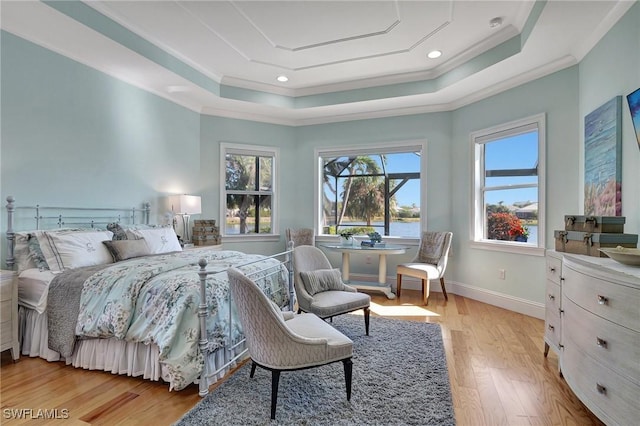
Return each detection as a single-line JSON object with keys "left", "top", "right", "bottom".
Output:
{"left": 221, "top": 143, "right": 278, "bottom": 238}
{"left": 316, "top": 142, "right": 426, "bottom": 239}
{"left": 471, "top": 114, "right": 545, "bottom": 252}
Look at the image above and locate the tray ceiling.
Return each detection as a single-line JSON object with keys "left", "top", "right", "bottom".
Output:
{"left": 0, "top": 1, "right": 633, "bottom": 125}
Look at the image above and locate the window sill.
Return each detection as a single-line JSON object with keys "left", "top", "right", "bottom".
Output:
{"left": 469, "top": 240, "right": 546, "bottom": 256}
{"left": 222, "top": 234, "right": 281, "bottom": 243}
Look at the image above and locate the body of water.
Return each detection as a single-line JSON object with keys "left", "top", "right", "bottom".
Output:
{"left": 226, "top": 221, "right": 538, "bottom": 244}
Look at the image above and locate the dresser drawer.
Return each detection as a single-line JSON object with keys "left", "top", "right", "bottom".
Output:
{"left": 563, "top": 262, "right": 640, "bottom": 332}
{"left": 545, "top": 280, "right": 561, "bottom": 314}
{"left": 564, "top": 297, "right": 640, "bottom": 381}
{"left": 563, "top": 339, "right": 640, "bottom": 426}
{"left": 546, "top": 255, "right": 562, "bottom": 285}
{"left": 544, "top": 305, "right": 561, "bottom": 350}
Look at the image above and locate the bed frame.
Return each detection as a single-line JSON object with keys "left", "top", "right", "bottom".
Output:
{"left": 4, "top": 195, "right": 295, "bottom": 396}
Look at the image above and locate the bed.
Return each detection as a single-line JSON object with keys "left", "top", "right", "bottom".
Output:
{"left": 4, "top": 196, "right": 294, "bottom": 396}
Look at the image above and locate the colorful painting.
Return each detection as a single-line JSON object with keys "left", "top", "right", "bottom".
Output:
{"left": 627, "top": 88, "right": 640, "bottom": 149}
{"left": 584, "top": 96, "right": 622, "bottom": 216}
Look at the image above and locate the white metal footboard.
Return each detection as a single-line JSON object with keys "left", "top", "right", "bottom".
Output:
{"left": 196, "top": 241, "right": 295, "bottom": 397}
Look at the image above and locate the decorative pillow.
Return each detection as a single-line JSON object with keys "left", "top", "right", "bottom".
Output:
{"left": 13, "top": 232, "right": 37, "bottom": 273}
{"left": 106, "top": 223, "right": 128, "bottom": 241}
{"left": 103, "top": 239, "right": 151, "bottom": 261}
{"left": 126, "top": 227, "right": 182, "bottom": 254}
{"left": 107, "top": 223, "right": 157, "bottom": 240}
{"left": 269, "top": 300, "right": 294, "bottom": 321}
{"left": 299, "top": 268, "right": 345, "bottom": 296}
{"left": 39, "top": 230, "right": 114, "bottom": 271}
{"left": 20, "top": 228, "right": 87, "bottom": 272}
{"left": 27, "top": 234, "right": 49, "bottom": 271}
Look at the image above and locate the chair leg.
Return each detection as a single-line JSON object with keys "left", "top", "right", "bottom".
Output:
{"left": 440, "top": 277, "right": 449, "bottom": 301}
{"left": 270, "top": 370, "right": 281, "bottom": 420}
{"left": 364, "top": 306, "right": 370, "bottom": 336}
{"left": 250, "top": 361, "right": 257, "bottom": 378}
{"left": 342, "top": 358, "right": 353, "bottom": 401}
{"left": 422, "top": 278, "right": 430, "bottom": 305}
{"left": 396, "top": 274, "right": 402, "bottom": 297}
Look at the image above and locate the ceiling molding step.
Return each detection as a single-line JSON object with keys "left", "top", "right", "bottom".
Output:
{"left": 45, "top": 0, "right": 221, "bottom": 95}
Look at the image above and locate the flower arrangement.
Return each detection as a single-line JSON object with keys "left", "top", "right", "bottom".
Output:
{"left": 368, "top": 232, "right": 382, "bottom": 243}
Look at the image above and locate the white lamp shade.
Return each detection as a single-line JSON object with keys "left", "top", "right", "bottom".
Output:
{"left": 171, "top": 195, "right": 202, "bottom": 215}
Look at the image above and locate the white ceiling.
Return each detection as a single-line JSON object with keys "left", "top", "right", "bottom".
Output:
{"left": 0, "top": 1, "right": 634, "bottom": 125}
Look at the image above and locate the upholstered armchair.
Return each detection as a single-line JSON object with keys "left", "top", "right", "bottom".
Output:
{"left": 292, "top": 246, "right": 370, "bottom": 335}
{"left": 285, "top": 227, "right": 315, "bottom": 247}
{"left": 396, "top": 231, "right": 453, "bottom": 305}
{"left": 227, "top": 268, "right": 353, "bottom": 420}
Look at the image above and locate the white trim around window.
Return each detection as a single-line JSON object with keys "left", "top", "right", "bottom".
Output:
{"left": 470, "top": 113, "right": 546, "bottom": 256}
{"left": 220, "top": 142, "right": 280, "bottom": 242}
{"left": 314, "top": 140, "right": 428, "bottom": 243}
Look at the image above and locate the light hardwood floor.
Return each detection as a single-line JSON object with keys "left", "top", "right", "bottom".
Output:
{"left": 0, "top": 290, "right": 602, "bottom": 425}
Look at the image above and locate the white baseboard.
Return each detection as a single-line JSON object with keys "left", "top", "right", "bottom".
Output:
{"left": 349, "top": 273, "right": 545, "bottom": 320}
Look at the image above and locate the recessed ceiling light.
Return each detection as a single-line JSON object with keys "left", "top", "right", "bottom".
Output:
{"left": 277, "top": 75, "right": 289, "bottom": 82}
{"left": 166, "top": 85, "right": 190, "bottom": 93}
{"left": 489, "top": 17, "right": 503, "bottom": 28}
{"left": 427, "top": 50, "right": 442, "bottom": 59}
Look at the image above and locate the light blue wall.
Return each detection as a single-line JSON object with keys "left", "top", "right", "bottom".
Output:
{"left": 1, "top": 3, "right": 638, "bottom": 310}
{"left": 578, "top": 2, "right": 640, "bottom": 235}
{"left": 0, "top": 31, "right": 201, "bottom": 220}
{"left": 199, "top": 115, "right": 297, "bottom": 254}
{"left": 295, "top": 113, "right": 452, "bottom": 275}
{"left": 450, "top": 67, "right": 580, "bottom": 303}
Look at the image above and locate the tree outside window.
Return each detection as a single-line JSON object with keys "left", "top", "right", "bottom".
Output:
{"left": 318, "top": 143, "right": 425, "bottom": 239}
{"left": 222, "top": 144, "right": 277, "bottom": 236}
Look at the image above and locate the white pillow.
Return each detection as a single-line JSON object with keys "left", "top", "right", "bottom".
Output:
{"left": 126, "top": 227, "right": 182, "bottom": 254}
{"left": 40, "top": 230, "right": 114, "bottom": 271}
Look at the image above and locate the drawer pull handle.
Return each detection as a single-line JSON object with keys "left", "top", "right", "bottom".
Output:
{"left": 596, "top": 383, "right": 606, "bottom": 395}
{"left": 548, "top": 324, "right": 555, "bottom": 331}
{"left": 596, "top": 337, "right": 607, "bottom": 348}
{"left": 548, "top": 294, "right": 555, "bottom": 301}
{"left": 597, "top": 295, "right": 608, "bottom": 305}
{"left": 549, "top": 267, "right": 556, "bottom": 272}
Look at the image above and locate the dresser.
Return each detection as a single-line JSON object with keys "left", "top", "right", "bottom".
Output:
{"left": 1, "top": 270, "right": 19, "bottom": 361}
{"left": 544, "top": 252, "right": 640, "bottom": 426}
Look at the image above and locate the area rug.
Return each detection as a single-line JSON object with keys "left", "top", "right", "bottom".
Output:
{"left": 175, "top": 314, "right": 455, "bottom": 425}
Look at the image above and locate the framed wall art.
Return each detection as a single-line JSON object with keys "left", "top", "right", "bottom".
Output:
{"left": 626, "top": 87, "right": 640, "bottom": 150}
{"left": 584, "top": 96, "right": 622, "bottom": 216}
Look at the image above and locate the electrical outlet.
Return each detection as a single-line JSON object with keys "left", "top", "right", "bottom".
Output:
{"left": 366, "top": 255, "right": 372, "bottom": 264}
{"left": 498, "top": 269, "right": 506, "bottom": 280}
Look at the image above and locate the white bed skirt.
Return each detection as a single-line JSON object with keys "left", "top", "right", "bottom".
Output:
{"left": 18, "top": 306, "right": 244, "bottom": 390}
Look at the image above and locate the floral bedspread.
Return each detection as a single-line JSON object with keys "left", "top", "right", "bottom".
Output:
{"left": 74, "top": 248, "right": 289, "bottom": 390}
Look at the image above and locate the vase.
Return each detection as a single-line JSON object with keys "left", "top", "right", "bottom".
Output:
{"left": 341, "top": 236, "right": 354, "bottom": 246}
{"left": 514, "top": 235, "right": 528, "bottom": 242}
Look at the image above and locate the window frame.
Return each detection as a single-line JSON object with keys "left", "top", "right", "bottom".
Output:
{"left": 220, "top": 142, "right": 279, "bottom": 242}
{"left": 470, "top": 113, "right": 546, "bottom": 255}
{"left": 314, "top": 140, "right": 427, "bottom": 243}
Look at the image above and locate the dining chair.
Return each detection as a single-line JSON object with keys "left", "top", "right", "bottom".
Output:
{"left": 396, "top": 231, "right": 453, "bottom": 305}
{"left": 285, "top": 228, "right": 315, "bottom": 248}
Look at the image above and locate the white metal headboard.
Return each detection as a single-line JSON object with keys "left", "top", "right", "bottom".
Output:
{"left": 4, "top": 195, "right": 151, "bottom": 269}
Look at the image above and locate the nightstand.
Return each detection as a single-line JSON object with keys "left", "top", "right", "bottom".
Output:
{"left": 1, "top": 270, "right": 19, "bottom": 361}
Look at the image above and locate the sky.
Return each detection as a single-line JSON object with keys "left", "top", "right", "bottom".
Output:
{"left": 324, "top": 130, "right": 538, "bottom": 210}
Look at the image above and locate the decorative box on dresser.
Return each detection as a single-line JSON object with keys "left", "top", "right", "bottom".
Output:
{"left": 544, "top": 251, "right": 640, "bottom": 426}
{"left": 1, "top": 269, "right": 19, "bottom": 361}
